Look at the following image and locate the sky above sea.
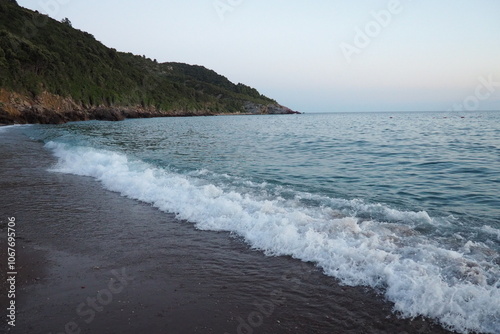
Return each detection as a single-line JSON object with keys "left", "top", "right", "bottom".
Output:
{"left": 16, "top": 0, "right": 500, "bottom": 113}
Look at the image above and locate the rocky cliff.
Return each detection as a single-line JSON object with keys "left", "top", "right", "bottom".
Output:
{"left": 0, "top": 89, "right": 299, "bottom": 124}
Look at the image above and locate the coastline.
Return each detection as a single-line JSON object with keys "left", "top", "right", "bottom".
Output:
{"left": 0, "top": 128, "right": 456, "bottom": 334}
{"left": 0, "top": 89, "right": 300, "bottom": 125}
{"left": 0, "top": 106, "right": 300, "bottom": 125}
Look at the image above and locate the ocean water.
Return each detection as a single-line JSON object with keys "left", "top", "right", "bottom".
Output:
{"left": 13, "top": 111, "right": 500, "bottom": 333}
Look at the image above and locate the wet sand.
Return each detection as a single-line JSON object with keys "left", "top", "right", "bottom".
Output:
{"left": 0, "top": 127, "right": 456, "bottom": 334}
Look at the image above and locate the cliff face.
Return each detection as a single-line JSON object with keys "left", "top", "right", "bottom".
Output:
{"left": 0, "top": 2, "right": 299, "bottom": 125}
{"left": 0, "top": 89, "right": 217, "bottom": 124}
{"left": 0, "top": 89, "right": 299, "bottom": 124}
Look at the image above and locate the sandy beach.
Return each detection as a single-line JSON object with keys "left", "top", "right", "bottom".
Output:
{"left": 0, "top": 128, "right": 456, "bottom": 334}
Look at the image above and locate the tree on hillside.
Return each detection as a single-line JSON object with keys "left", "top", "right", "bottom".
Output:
{"left": 61, "top": 18, "right": 72, "bottom": 27}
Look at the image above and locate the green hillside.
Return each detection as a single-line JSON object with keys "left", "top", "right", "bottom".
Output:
{"left": 0, "top": 0, "right": 294, "bottom": 123}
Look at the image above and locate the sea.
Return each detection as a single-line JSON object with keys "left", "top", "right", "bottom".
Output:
{"left": 2, "top": 111, "right": 499, "bottom": 333}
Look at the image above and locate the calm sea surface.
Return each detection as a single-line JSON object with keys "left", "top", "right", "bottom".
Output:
{"left": 9, "top": 111, "right": 500, "bottom": 333}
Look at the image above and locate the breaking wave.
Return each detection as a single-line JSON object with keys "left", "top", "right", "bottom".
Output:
{"left": 46, "top": 141, "right": 500, "bottom": 334}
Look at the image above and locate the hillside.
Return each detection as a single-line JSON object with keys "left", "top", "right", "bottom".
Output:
{"left": 0, "top": 0, "right": 298, "bottom": 124}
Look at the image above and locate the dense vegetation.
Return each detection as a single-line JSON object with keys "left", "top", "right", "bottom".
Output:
{"left": 0, "top": 0, "right": 276, "bottom": 114}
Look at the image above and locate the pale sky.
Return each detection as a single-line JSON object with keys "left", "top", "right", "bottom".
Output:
{"left": 16, "top": 0, "right": 500, "bottom": 113}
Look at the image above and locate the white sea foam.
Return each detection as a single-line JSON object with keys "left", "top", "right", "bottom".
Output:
{"left": 0, "top": 124, "right": 23, "bottom": 134}
{"left": 482, "top": 225, "right": 500, "bottom": 241}
{"left": 46, "top": 142, "right": 500, "bottom": 334}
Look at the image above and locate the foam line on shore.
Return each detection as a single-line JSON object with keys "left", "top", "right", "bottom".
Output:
{"left": 45, "top": 141, "right": 500, "bottom": 334}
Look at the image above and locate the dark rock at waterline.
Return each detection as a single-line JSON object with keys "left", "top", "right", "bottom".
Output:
{"left": 244, "top": 102, "right": 301, "bottom": 115}
{"left": 0, "top": 105, "right": 218, "bottom": 125}
{"left": 0, "top": 103, "right": 300, "bottom": 125}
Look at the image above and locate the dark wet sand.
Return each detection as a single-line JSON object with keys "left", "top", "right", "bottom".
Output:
{"left": 0, "top": 128, "right": 457, "bottom": 334}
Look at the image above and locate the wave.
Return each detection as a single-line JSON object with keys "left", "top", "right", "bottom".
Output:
{"left": 45, "top": 141, "right": 500, "bottom": 334}
{"left": 482, "top": 225, "right": 500, "bottom": 242}
{"left": 0, "top": 124, "right": 24, "bottom": 134}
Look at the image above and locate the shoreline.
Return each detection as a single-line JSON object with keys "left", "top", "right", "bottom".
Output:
{"left": 0, "top": 128, "right": 457, "bottom": 334}
{"left": 0, "top": 89, "right": 300, "bottom": 126}
{"left": 0, "top": 107, "right": 301, "bottom": 125}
